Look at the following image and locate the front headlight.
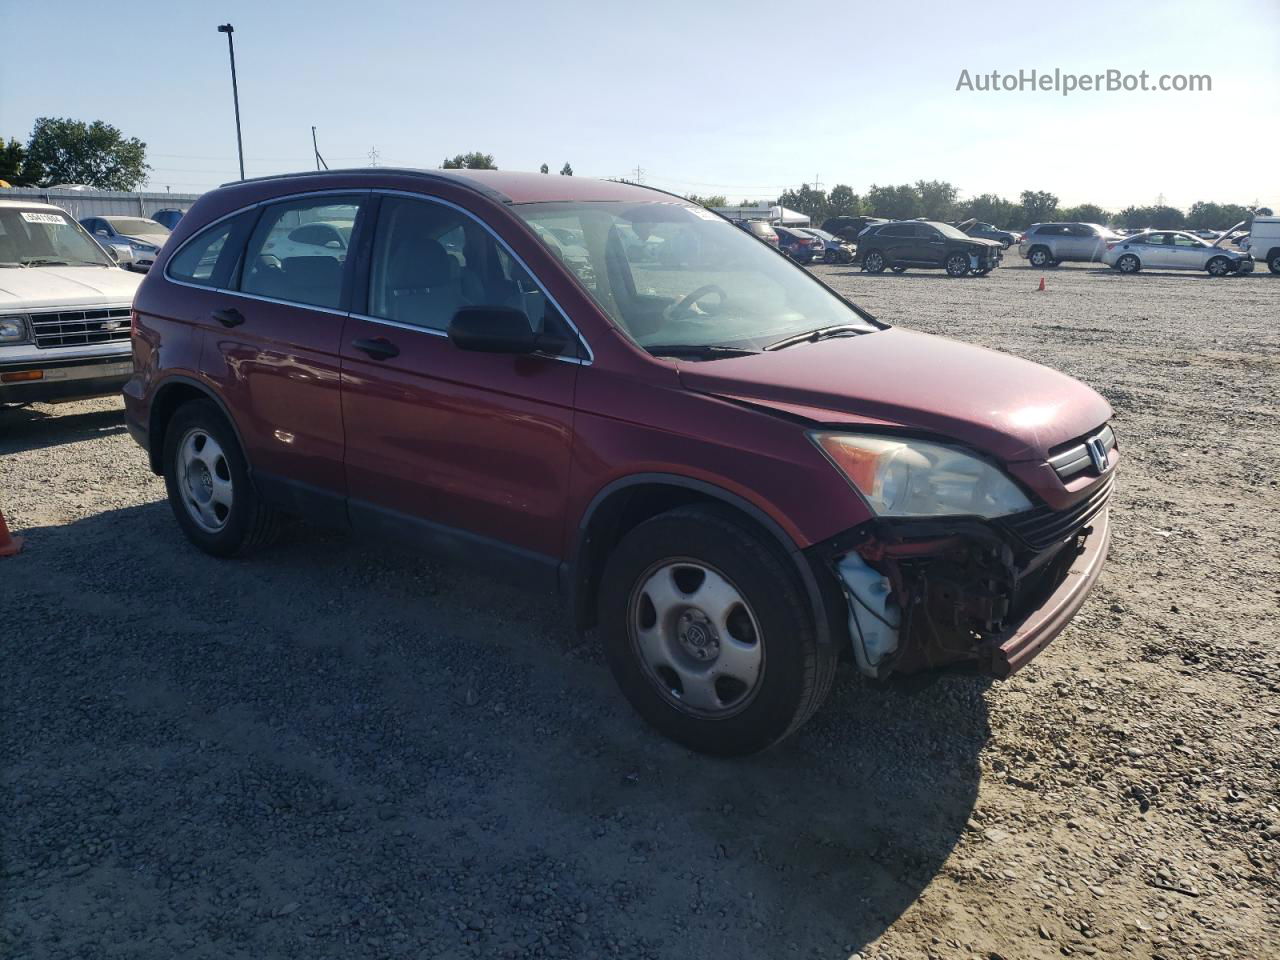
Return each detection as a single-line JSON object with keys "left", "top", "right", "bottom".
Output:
{"left": 129, "top": 240, "right": 157, "bottom": 253}
{"left": 0, "top": 316, "right": 29, "bottom": 345}
{"left": 813, "top": 433, "right": 1033, "bottom": 519}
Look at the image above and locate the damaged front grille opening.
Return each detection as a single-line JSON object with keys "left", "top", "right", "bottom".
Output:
{"left": 830, "top": 515, "right": 1093, "bottom": 679}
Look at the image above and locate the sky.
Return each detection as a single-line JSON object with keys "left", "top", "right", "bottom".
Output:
{"left": 2, "top": 0, "right": 1277, "bottom": 211}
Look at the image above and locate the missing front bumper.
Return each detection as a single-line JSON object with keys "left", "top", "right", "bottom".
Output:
{"left": 829, "top": 508, "right": 1111, "bottom": 680}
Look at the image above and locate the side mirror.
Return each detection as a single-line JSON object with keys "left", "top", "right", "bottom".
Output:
{"left": 96, "top": 229, "right": 109, "bottom": 237}
{"left": 448, "top": 306, "right": 569, "bottom": 356}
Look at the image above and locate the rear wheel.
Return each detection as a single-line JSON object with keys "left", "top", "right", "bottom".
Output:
{"left": 1116, "top": 254, "right": 1141, "bottom": 274}
{"left": 1028, "top": 246, "right": 1052, "bottom": 267}
{"left": 862, "top": 250, "right": 886, "bottom": 273}
{"left": 163, "top": 401, "right": 280, "bottom": 557}
{"left": 1269, "top": 252, "right": 1280, "bottom": 274}
{"left": 598, "top": 505, "right": 837, "bottom": 755}
{"left": 945, "top": 253, "right": 970, "bottom": 277}
{"left": 1205, "top": 256, "right": 1231, "bottom": 277}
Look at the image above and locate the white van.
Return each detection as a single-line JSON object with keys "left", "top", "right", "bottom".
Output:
{"left": 0, "top": 200, "right": 142, "bottom": 405}
{"left": 1242, "top": 216, "right": 1280, "bottom": 274}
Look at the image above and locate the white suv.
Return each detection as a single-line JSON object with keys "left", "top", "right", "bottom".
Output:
{"left": 1241, "top": 216, "right": 1280, "bottom": 274}
{"left": 0, "top": 200, "right": 142, "bottom": 405}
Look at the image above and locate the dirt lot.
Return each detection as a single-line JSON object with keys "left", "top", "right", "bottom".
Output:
{"left": 2, "top": 260, "right": 1278, "bottom": 960}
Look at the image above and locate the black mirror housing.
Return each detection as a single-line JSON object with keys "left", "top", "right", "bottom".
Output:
{"left": 448, "top": 306, "right": 538, "bottom": 354}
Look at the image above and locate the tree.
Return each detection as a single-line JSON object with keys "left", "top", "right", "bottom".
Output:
{"left": 915, "top": 180, "right": 959, "bottom": 221}
{"left": 863, "top": 183, "right": 922, "bottom": 220}
{"left": 0, "top": 137, "right": 32, "bottom": 185}
{"left": 1058, "top": 203, "right": 1112, "bottom": 226}
{"left": 22, "top": 117, "right": 149, "bottom": 190}
{"left": 442, "top": 151, "right": 497, "bottom": 169}
{"left": 1115, "top": 204, "right": 1185, "bottom": 229}
{"left": 560, "top": 162, "right": 573, "bottom": 176}
{"left": 1186, "top": 200, "right": 1251, "bottom": 230}
{"left": 776, "top": 184, "right": 828, "bottom": 222}
{"left": 684, "top": 194, "right": 726, "bottom": 208}
{"left": 959, "top": 193, "right": 1019, "bottom": 228}
{"left": 1017, "top": 190, "right": 1060, "bottom": 228}
{"left": 539, "top": 163, "right": 549, "bottom": 174}
{"left": 826, "top": 184, "right": 860, "bottom": 219}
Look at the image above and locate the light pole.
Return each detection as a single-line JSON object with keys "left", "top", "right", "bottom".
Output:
{"left": 217, "top": 24, "right": 245, "bottom": 180}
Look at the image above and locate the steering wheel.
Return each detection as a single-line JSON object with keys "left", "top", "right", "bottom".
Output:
{"left": 670, "top": 284, "right": 727, "bottom": 320}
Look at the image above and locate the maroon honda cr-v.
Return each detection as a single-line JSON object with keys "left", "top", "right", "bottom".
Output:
{"left": 125, "top": 169, "right": 1118, "bottom": 754}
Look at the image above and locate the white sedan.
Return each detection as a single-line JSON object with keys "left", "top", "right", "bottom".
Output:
{"left": 1102, "top": 226, "right": 1253, "bottom": 276}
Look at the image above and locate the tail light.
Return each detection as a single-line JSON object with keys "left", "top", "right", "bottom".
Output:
{"left": 1105, "top": 242, "right": 1118, "bottom": 251}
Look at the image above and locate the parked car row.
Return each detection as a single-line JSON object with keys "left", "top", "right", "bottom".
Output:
{"left": 1018, "top": 220, "right": 1258, "bottom": 276}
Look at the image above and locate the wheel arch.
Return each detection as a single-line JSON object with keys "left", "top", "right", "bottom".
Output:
{"left": 147, "top": 376, "right": 248, "bottom": 476}
{"left": 565, "top": 473, "right": 843, "bottom": 649}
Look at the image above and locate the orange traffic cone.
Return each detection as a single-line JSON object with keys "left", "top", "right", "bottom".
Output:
{"left": 0, "top": 508, "right": 24, "bottom": 557}
{"left": 1037, "top": 277, "right": 1046, "bottom": 291}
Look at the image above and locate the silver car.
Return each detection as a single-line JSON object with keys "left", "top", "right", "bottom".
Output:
{"left": 1018, "top": 222, "right": 1119, "bottom": 267}
{"left": 1102, "top": 225, "right": 1253, "bottom": 276}
{"left": 78, "top": 216, "right": 171, "bottom": 272}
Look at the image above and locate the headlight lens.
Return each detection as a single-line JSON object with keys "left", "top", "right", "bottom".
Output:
{"left": 129, "top": 240, "right": 156, "bottom": 252}
{"left": 813, "top": 433, "right": 1033, "bottom": 519}
{"left": 0, "top": 317, "right": 29, "bottom": 344}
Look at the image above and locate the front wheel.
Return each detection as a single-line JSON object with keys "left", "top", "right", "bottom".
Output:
{"left": 945, "top": 253, "right": 970, "bottom": 277}
{"left": 862, "top": 250, "right": 886, "bottom": 273}
{"left": 1205, "top": 256, "right": 1231, "bottom": 277}
{"left": 598, "top": 505, "right": 837, "bottom": 755}
{"left": 163, "top": 400, "right": 280, "bottom": 557}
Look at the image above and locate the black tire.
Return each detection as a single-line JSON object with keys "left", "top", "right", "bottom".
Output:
{"left": 1269, "top": 253, "right": 1280, "bottom": 274}
{"left": 1205, "top": 256, "right": 1231, "bottom": 277}
{"left": 824, "top": 249, "right": 837, "bottom": 264}
{"left": 1027, "top": 246, "right": 1052, "bottom": 267}
{"left": 945, "top": 253, "right": 970, "bottom": 277}
{"left": 598, "top": 504, "right": 837, "bottom": 755}
{"left": 862, "top": 249, "right": 886, "bottom": 273}
{"left": 1116, "top": 254, "right": 1141, "bottom": 274}
{"left": 162, "top": 400, "right": 280, "bottom": 557}
{"left": 890, "top": 265, "right": 907, "bottom": 274}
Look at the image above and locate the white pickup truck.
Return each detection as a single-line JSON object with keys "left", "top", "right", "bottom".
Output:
{"left": 0, "top": 200, "right": 141, "bottom": 405}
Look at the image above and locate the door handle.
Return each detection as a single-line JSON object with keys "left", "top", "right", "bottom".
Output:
{"left": 211, "top": 307, "right": 245, "bottom": 328}
{"left": 351, "top": 337, "right": 400, "bottom": 360}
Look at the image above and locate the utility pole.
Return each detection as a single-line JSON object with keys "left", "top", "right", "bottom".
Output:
{"left": 216, "top": 24, "right": 245, "bottom": 180}
{"left": 632, "top": 165, "right": 644, "bottom": 184}
{"left": 311, "top": 126, "right": 328, "bottom": 170}
{"left": 368, "top": 147, "right": 380, "bottom": 167}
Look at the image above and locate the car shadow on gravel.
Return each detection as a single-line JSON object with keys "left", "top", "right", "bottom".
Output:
{"left": 2, "top": 503, "right": 988, "bottom": 960}
{"left": 0, "top": 402, "right": 126, "bottom": 454}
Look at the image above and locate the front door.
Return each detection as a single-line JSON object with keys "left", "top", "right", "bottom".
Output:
{"left": 340, "top": 193, "right": 583, "bottom": 585}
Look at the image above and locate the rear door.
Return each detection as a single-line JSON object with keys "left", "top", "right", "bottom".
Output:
{"left": 199, "top": 193, "right": 365, "bottom": 521}
{"left": 1139, "top": 232, "right": 1173, "bottom": 267}
{"left": 339, "top": 193, "right": 583, "bottom": 582}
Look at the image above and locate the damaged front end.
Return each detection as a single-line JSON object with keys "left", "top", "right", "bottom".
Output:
{"left": 817, "top": 481, "right": 1113, "bottom": 680}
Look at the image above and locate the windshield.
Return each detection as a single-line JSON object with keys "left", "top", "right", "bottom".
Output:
{"left": 929, "top": 221, "right": 971, "bottom": 240}
{"left": 0, "top": 207, "right": 111, "bottom": 267}
{"left": 513, "top": 201, "right": 876, "bottom": 352}
{"left": 105, "top": 217, "right": 169, "bottom": 236}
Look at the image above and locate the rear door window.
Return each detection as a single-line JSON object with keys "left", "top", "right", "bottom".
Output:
{"left": 240, "top": 196, "right": 362, "bottom": 310}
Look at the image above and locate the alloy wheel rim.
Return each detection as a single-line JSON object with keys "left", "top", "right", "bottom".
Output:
{"left": 948, "top": 255, "right": 967, "bottom": 273}
{"left": 178, "top": 428, "right": 233, "bottom": 533}
{"left": 627, "top": 559, "right": 764, "bottom": 718}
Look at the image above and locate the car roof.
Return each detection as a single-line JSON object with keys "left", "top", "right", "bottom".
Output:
{"left": 0, "top": 199, "right": 68, "bottom": 212}
{"left": 222, "top": 167, "right": 673, "bottom": 205}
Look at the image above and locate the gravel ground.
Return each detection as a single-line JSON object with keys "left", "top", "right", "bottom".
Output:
{"left": 1, "top": 259, "right": 1277, "bottom": 960}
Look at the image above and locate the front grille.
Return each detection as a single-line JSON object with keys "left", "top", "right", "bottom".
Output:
{"left": 1049, "top": 423, "right": 1117, "bottom": 481}
{"left": 22, "top": 308, "right": 132, "bottom": 349}
{"left": 1001, "top": 475, "right": 1113, "bottom": 552}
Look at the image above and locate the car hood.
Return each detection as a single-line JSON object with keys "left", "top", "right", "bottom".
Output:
{"left": 677, "top": 328, "right": 1111, "bottom": 463}
{"left": 963, "top": 236, "right": 1004, "bottom": 249}
{"left": 121, "top": 233, "right": 168, "bottom": 247}
{"left": 0, "top": 265, "right": 142, "bottom": 310}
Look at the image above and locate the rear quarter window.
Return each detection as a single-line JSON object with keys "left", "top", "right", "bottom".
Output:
{"left": 167, "top": 212, "right": 256, "bottom": 288}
